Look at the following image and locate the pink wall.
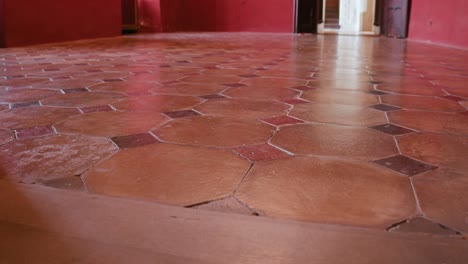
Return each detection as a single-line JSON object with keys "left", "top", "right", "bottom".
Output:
{"left": 1, "top": 0, "right": 121, "bottom": 48}
{"left": 141, "top": 0, "right": 294, "bottom": 33}
{"left": 409, "top": 0, "right": 468, "bottom": 48}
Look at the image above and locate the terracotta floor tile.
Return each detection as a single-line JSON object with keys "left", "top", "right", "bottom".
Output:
{"left": 382, "top": 94, "right": 464, "bottom": 112}
{"left": 42, "top": 176, "right": 85, "bottom": 191}
{"left": 10, "top": 101, "right": 41, "bottom": 108}
{"left": 367, "top": 90, "right": 389, "bottom": 95}
{"left": 413, "top": 168, "right": 468, "bottom": 233}
{"left": 290, "top": 103, "right": 386, "bottom": 126}
{"left": 181, "top": 75, "right": 241, "bottom": 84}
{"left": 72, "top": 71, "right": 131, "bottom": 80}
{"left": 0, "top": 107, "right": 80, "bottom": 129}
{"left": 368, "top": 104, "right": 402, "bottom": 112}
{"left": 83, "top": 143, "right": 251, "bottom": 205}
{"left": 223, "top": 86, "right": 299, "bottom": 100}
{"left": 369, "top": 124, "right": 415, "bottom": 136}
{"left": 0, "top": 134, "right": 117, "bottom": 183}
{"left": 80, "top": 105, "right": 113, "bottom": 113}
{"left": 0, "top": 77, "right": 49, "bottom": 88}
{"left": 301, "top": 90, "right": 380, "bottom": 106}
{"left": 260, "top": 115, "right": 304, "bottom": 126}
{"left": 192, "top": 197, "right": 256, "bottom": 215}
{"left": 377, "top": 84, "right": 446, "bottom": 97}
{"left": 0, "top": 88, "right": 60, "bottom": 103}
{"left": 372, "top": 155, "right": 438, "bottom": 177}
{"left": 199, "top": 94, "right": 227, "bottom": 100}
{"left": 389, "top": 217, "right": 459, "bottom": 236}
{"left": 398, "top": 132, "right": 468, "bottom": 171}
{"left": 88, "top": 82, "right": 159, "bottom": 94}
{"left": 41, "top": 92, "right": 125, "bottom": 108}
{"left": 111, "top": 95, "right": 202, "bottom": 112}
{"left": 389, "top": 110, "right": 468, "bottom": 136}
{"left": 236, "top": 157, "right": 415, "bottom": 228}
{"left": 151, "top": 83, "right": 225, "bottom": 96}
{"left": 111, "top": 133, "right": 159, "bottom": 149}
{"left": 233, "top": 144, "right": 290, "bottom": 161}
{"left": 271, "top": 124, "right": 398, "bottom": 160}
{"left": 308, "top": 80, "right": 374, "bottom": 91}
{"left": 241, "top": 77, "right": 307, "bottom": 88}
{"left": 155, "top": 116, "right": 274, "bottom": 147}
{"left": 194, "top": 98, "right": 289, "bottom": 118}
{"left": 0, "top": 130, "right": 14, "bottom": 145}
{"left": 55, "top": 111, "right": 169, "bottom": 137}
{"left": 32, "top": 78, "right": 102, "bottom": 90}
{"left": 444, "top": 87, "right": 468, "bottom": 98}
{"left": 15, "top": 125, "right": 55, "bottom": 139}
{"left": 62, "top": 88, "right": 89, "bottom": 94}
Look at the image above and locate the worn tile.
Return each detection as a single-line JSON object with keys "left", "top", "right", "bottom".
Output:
{"left": 32, "top": 78, "right": 101, "bottom": 90}
{"left": 0, "top": 134, "right": 117, "bottom": 183}
{"left": 163, "top": 109, "right": 201, "bottom": 119}
{"left": 382, "top": 94, "right": 465, "bottom": 112}
{"left": 0, "top": 130, "right": 14, "bottom": 145}
{"left": 237, "top": 156, "right": 415, "bottom": 228}
{"left": 41, "top": 92, "right": 125, "bottom": 108}
{"left": 389, "top": 217, "right": 459, "bottom": 236}
{"left": 398, "top": 132, "right": 468, "bottom": 171}
{"left": 194, "top": 98, "right": 289, "bottom": 119}
{"left": 111, "top": 133, "right": 159, "bottom": 149}
{"left": 155, "top": 116, "right": 274, "bottom": 148}
{"left": 271, "top": 124, "right": 398, "bottom": 160}
{"left": 413, "top": 168, "right": 468, "bottom": 233}
{"left": 0, "top": 88, "right": 59, "bottom": 103}
{"left": 291, "top": 103, "right": 387, "bottom": 126}
{"left": 83, "top": 144, "right": 251, "bottom": 205}
{"left": 368, "top": 104, "right": 402, "bottom": 112}
{"left": 308, "top": 80, "right": 374, "bottom": 91}
{"left": 55, "top": 111, "right": 169, "bottom": 137}
{"left": 10, "top": 101, "right": 41, "bottom": 108}
{"left": 233, "top": 144, "right": 290, "bottom": 161}
{"left": 15, "top": 125, "right": 55, "bottom": 139}
{"left": 80, "top": 105, "right": 113, "bottom": 113}
{"left": 369, "top": 124, "right": 415, "bottom": 135}
{"left": 367, "top": 90, "right": 389, "bottom": 95}
{"left": 280, "top": 98, "right": 310, "bottom": 105}
{"left": 301, "top": 90, "right": 380, "bottom": 106}
{"left": 0, "top": 107, "right": 80, "bottom": 129}
{"left": 372, "top": 155, "right": 438, "bottom": 177}
{"left": 42, "top": 176, "right": 85, "bottom": 191}
{"left": 111, "top": 95, "right": 202, "bottom": 113}
{"left": 260, "top": 115, "right": 304, "bottom": 126}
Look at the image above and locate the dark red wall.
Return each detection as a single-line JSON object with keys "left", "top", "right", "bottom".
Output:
{"left": 409, "top": 0, "right": 468, "bottom": 48}
{"left": 2, "top": 0, "right": 121, "bottom": 47}
{"left": 0, "top": 0, "right": 5, "bottom": 47}
{"left": 141, "top": 0, "right": 294, "bottom": 33}
{"left": 138, "top": 0, "right": 163, "bottom": 32}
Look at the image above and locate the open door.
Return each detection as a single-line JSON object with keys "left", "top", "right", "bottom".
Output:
{"left": 381, "top": 0, "right": 411, "bottom": 38}
{"left": 295, "top": 0, "right": 323, "bottom": 33}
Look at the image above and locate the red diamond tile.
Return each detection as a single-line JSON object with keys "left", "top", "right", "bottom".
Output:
{"left": 261, "top": 115, "right": 304, "bottom": 126}
{"left": 223, "top": 83, "right": 247, "bottom": 87}
{"left": 103, "top": 79, "right": 124, "bottom": 82}
{"left": 10, "top": 101, "right": 41, "bottom": 108}
{"left": 111, "top": 133, "right": 159, "bottom": 149}
{"left": 369, "top": 104, "right": 402, "bottom": 112}
{"left": 460, "top": 111, "right": 468, "bottom": 116}
{"left": 15, "top": 125, "right": 55, "bottom": 139}
{"left": 372, "top": 155, "right": 438, "bottom": 177}
{"left": 62, "top": 88, "right": 89, "bottom": 94}
{"left": 80, "top": 105, "right": 113, "bottom": 113}
{"left": 367, "top": 90, "right": 389, "bottom": 95}
{"left": 233, "top": 144, "right": 290, "bottom": 162}
{"left": 164, "top": 109, "right": 201, "bottom": 119}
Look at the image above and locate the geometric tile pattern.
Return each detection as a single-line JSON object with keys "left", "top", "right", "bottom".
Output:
{"left": 369, "top": 124, "right": 415, "bottom": 136}
{"left": 371, "top": 155, "right": 438, "bottom": 177}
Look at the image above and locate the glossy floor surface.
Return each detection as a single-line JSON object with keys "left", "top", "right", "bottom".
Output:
{"left": 0, "top": 33, "right": 467, "bottom": 236}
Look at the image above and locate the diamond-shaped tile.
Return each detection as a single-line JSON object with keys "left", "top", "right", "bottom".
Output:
{"left": 223, "top": 83, "right": 247, "bottom": 87}
{"left": 199, "top": 94, "right": 227, "bottom": 100}
{"left": 111, "top": 133, "right": 159, "bottom": 149}
{"left": 233, "top": 144, "right": 290, "bottom": 162}
{"left": 388, "top": 217, "right": 459, "bottom": 236}
{"left": 369, "top": 104, "right": 401, "bottom": 112}
{"left": 42, "top": 176, "right": 85, "bottom": 191}
{"left": 10, "top": 101, "right": 40, "bottom": 108}
{"left": 103, "top": 79, "right": 124, "bottom": 82}
{"left": 260, "top": 116, "right": 304, "bottom": 126}
{"left": 367, "top": 90, "right": 389, "bottom": 95}
{"left": 15, "top": 125, "right": 55, "bottom": 139}
{"left": 372, "top": 155, "right": 438, "bottom": 176}
{"left": 80, "top": 105, "right": 113, "bottom": 113}
{"left": 164, "top": 109, "right": 201, "bottom": 119}
{"left": 369, "top": 124, "right": 414, "bottom": 135}
{"left": 62, "top": 88, "right": 89, "bottom": 94}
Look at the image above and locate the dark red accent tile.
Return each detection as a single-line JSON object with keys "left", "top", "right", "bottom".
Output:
{"left": 164, "top": 109, "right": 201, "bottom": 119}
{"left": 367, "top": 90, "right": 389, "bottom": 95}
{"left": 372, "top": 155, "right": 438, "bottom": 177}
{"left": 6, "top": 75, "right": 25, "bottom": 79}
{"left": 86, "top": 69, "right": 102, "bottom": 73}
{"left": 15, "top": 125, "right": 55, "bottom": 139}
{"left": 103, "top": 79, "right": 124, "bottom": 82}
{"left": 291, "top": 86, "right": 316, "bottom": 91}
{"left": 74, "top": 63, "right": 89, "bottom": 66}
{"left": 62, "top": 88, "right": 89, "bottom": 94}
{"left": 238, "top": 74, "right": 259, "bottom": 78}
{"left": 369, "top": 124, "right": 415, "bottom": 135}
{"left": 223, "top": 83, "right": 247, "bottom": 87}
{"left": 42, "top": 176, "right": 85, "bottom": 191}
{"left": 43, "top": 68, "right": 60, "bottom": 72}
{"left": 280, "top": 98, "right": 309, "bottom": 105}
{"left": 441, "top": 95, "right": 466, "bottom": 101}
{"left": 199, "top": 94, "right": 227, "bottom": 100}
{"left": 176, "top": 60, "right": 191, "bottom": 63}
{"left": 80, "top": 105, "right": 113, "bottom": 113}
{"left": 460, "top": 111, "right": 468, "bottom": 116}
{"left": 52, "top": 76, "right": 71, "bottom": 80}
{"left": 261, "top": 116, "right": 304, "bottom": 126}
{"left": 10, "top": 101, "right": 41, "bottom": 108}
{"left": 159, "top": 64, "right": 171, "bottom": 68}
{"left": 255, "top": 68, "right": 268, "bottom": 71}
{"left": 369, "top": 104, "right": 402, "bottom": 112}
{"left": 111, "top": 133, "right": 159, "bottom": 149}
{"left": 233, "top": 144, "right": 290, "bottom": 162}
{"left": 369, "top": 81, "right": 384, "bottom": 85}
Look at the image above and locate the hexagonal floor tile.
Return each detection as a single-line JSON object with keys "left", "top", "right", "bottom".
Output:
{"left": 0, "top": 77, "right": 49, "bottom": 88}
{"left": 194, "top": 98, "right": 289, "bottom": 119}
{"left": 0, "top": 134, "right": 117, "bottom": 183}
{"left": 0, "top": 107, "right": 80, "bottom": 129}
{"left": 151, "top": 83, "right": 226, "bottom": 96}
{"left": 154, "top": 116, "right": 274, "bottom": 148}
{"left": 124, "top": 71, "right": 188, "bottom": 83}
{"left": 301, "top": 90, "right": 380, "bottom": 106}
{"left": 382, "top": 94, "right": 465, "bottom": 112}
{"left": 398, "top": 132, "right": 468, "bottom": 171}
{"left": 181, "top": 75, "right": 241, "bottom": 84}
{"left": 0, "top": 88, "right": 60, "bottom": 103}
{"left": 83, "top": 143, "right": 251, "bottom": 206}
{"left": 41, "top": 92, "right": 126, "bottom": 108}
{"left": 32, "top": 78, "right": 102, "bottom": 89}
{"left": 0, "top": 130, "right": 14, "bottom": 145}
{"left": 445, "top": 87, "right": 468, "bottom": 98}
{"left": 236, "top": 156, "right": 415, "bottom": 228}
{"left": 55, "top": 111, "right": 169, "bottom": 137}
{"left": 111, "top": 95, "right": 202, "bottom": 112}
{"left": 223, "top": 86, "right": 299, "bottom": 100}
{"left": 413, "top": 168, "right": 468, "bottom": 233}
{"left": 389, "top": 110, "right": 468, "bottom": 136}
{"left": 290, "top": 103, "right": 387, "bottom": 126}
{"left": 376, "top": 84, "right": 446, "bottom": 97}
{"left": 88, "top": 82, "right": 160, "bottom": 94}
{"left": 308, "top": 80, "right": 374, "bottom": 91}
{"left": 241, "top": 77, "right": 307, "bottom": 88}
{"left": 271, "top": 124, "right": 398, "bottom": 160}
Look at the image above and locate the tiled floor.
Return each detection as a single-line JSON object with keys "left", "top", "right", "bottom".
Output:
{"left": 1, "top": 33, "right": 467, "bottom": 236}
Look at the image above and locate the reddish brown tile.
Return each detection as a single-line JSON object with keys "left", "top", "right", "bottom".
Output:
{"left": 151, "top": 83, "right": 225, "bottom": 96}
{"left": 260, "top": 115, "right": 304, "bottom": 126}
{"left": 372, "top": 155, "right": 438, "bottom": 177}
{"left": 194, "top": 98, "right": 289, "bottom": 119}
{"left": 181, "top": 75, "right": 241, "bottom": 84}
{"left": 382, "top": 94, "right": 465, "bottom": 112}
{"left": 224, "top": 86, "right": 299, "bottom": 100}
{"left": 192, "top": 197, "right": 257, "bottom": 215}
{"left": 83, "top": 144, "right": 251, "bottom": 205}
{"left": 0, "top": 107, "right": 80, "bottom": 129}
{"left": 242, "top": 77, "right": 307, "bottom": 88}
{"left": 199, "top": 94, "right": 227, "bottom": 100}
{"left": 271, "top": 124, "right": 398, "bottom": 160}
{"left": 88, "top": 82, "right": 159, "bottom": 94}
{"left": 0, "top": 88, "right": 59, "bottom": 103}
{"left": 163, "top": 109, "right": 201, "bottom": 119}
{"left": 237, "top": 157, "right": 415, "bottom": 228}
{"left": 111, "top": 133, "right": 159, "bottom": 149}
{"left": 441, "top": 95, "right": 466, "bottom": 101}
{"left": 111, "top": 95, "right": 202, "bottom": 113}
{"left": 238, "top": 74, "right": 259, "bottom": 78}
{"left": 62, "top": 88, "right": 89, "bottom": 94}
{"left": 223, "top": 83, "right": 247, "bottom": 87}
{"left": 15, "top": 125, "right": 55, "bottom": 139}
{"left": 33, "top": 78, "right": 101, "bottom": 90}
{"left": 10, "top": 101, "right": 41, "bottom": 108}
{"left": 0, "top": 130, "right": 14, "bottom": 145}
{"left": 301, "top": 90, "right": 380, "bottom": 106}
{"left": 369, "top": 104, "right": 402, "bottom": 112}
{"left": 369, "top": 124, "right": 415, "bottom": 135}
{"left": 41, "top": 92, "right": 125, "bottom": 108}
{"left": 280, "top": 98, "right": 310, "bottom": 105}
{"left": 80, "top": 105, "right": 113, "bottom": 113}
{"left": 389, "top": 217, "right": 459, "bottom": 236}
{"left": 377, "top": 84, "right": 446, "bottom": 97}
{"left": 367, "top": 90, "right": 389, "bottom": 95}
{"left": 233, "top": 144, "right": 290, "bottom": 161}
{"left": 42, "top": 176, "right": 85, "bottom": 191}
